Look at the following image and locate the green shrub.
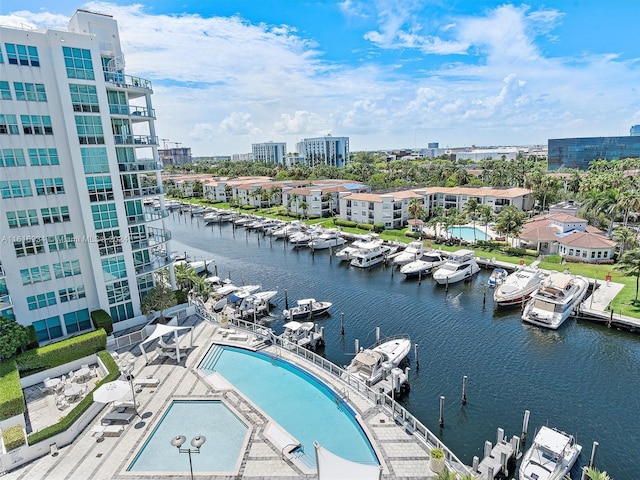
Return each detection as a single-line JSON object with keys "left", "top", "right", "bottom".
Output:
{"left": 357, "top": 223, "right": 374, "bottom": 231}
{"left": 503, "top": 246, "right": 528, "bottom": 257}
{"left": 405, "top": 231, "right": 422, "bottom": 239}
{"left": 372, "top": 223, "right": 385, "bottom": 233}
{"left": 334, "top": 219, "right": 357, "bottom": 228}
{"left": 175, "top": 289, "right": 189, "bottom": 304}
{"left": 91, "top": 310, "right": 113, "bottom": 336}
{"left": 0, "top": 360, "right": 24, "bottom": 421}
{"left": 430, "top": 447, "right": 444, "bottom": 460}
{"left": 2, "top": 424, "right": 25, "bottom": 451}
{"left": 544, "top": 254, "right": 562, "bottom": 264}
{"left": 15, "top": 329, "right": 107, "bottom": 377}
{"left": 27, "top": 350, "right": 120, "bottom": 445}
{"left": 240, "top": 204, "right": 257, "bottom": 210}
{"left": 24, "top": 326, "right": 39, "bottom": 350}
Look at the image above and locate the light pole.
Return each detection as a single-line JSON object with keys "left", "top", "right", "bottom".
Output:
{"left": 170, "top": 435, "right": 206, "bottom": 480}
{"left": 120, "top": 362, "right": 139, "bottom": 417}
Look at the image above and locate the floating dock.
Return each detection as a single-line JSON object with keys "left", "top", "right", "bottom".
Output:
{"left": 473, "top": 428, "right": 519, "bottom": 479}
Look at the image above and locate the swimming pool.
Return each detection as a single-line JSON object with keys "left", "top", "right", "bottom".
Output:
{"left": 127, "top": 400, "right": 248, "bottom": 473}
{"left": 448, "top": 225, "right": 489, "bottom": 241}
{"left": 199, "top": 345, "right": 379, "bottom": 466}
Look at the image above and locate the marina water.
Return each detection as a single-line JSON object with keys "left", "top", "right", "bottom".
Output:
{"left": 167, "top": 212, "right": 639, "bottom": 479}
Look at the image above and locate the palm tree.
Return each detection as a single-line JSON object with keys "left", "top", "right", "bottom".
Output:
{"left": 191, "top": 277, "right": 213, "bottom": 302}
{"left": 174, "top": 263, "right": 199, "bottom": 291}
{"left": 408, "top": 198, "right": 425, "bottom": 224}
{"left": 478, "top": 204, "right": 494, "bottom": 239}
{"left": 611, "top": 226, "right": 637, "bottom": 258}
{"left": 299, "top": 200, "right": 308, "bottom": 219}
{"left": 583, "top": 466, "right": 613, "bottom": 480}
{"left": 495, "top": 205, "right": 527, "bottom": 247}
{"left": 463, "top": 198, "right": 480, "bottom": 243}
{"left": 322, "top": 192, "right": 334, "bottom": 216}
{"left": 616, "top": 248, "right": 640, "bottom": 304}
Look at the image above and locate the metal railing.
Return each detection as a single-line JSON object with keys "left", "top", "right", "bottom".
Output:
{"left": 109, "top": 104, "right": 155, "bottom": 118}
{"left": 122, "top": 185, "right": 164, "bottom": 199}
{"left": 130, "top": 228, "right": 172, "bottom": 251}
{"left": 104, "top": 72, "right": 152, "bottom": 90}
{"left": 113, "top": 134, "right": 158, "bottom": 146}
{"left": 126, "top": 208, "right": 169, "bottom": 225}
{"left": 0, "top": 294, "right": 12, "bottom": 307}
{"left": 118, "top": 160, "right": 162, "bottom": 172}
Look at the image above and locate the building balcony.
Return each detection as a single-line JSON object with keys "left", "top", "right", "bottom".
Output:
{"left": 104, "top": 72, "right": 152, "bottom": 91}
{"left": 0, "top": 294, "right": 12, "bottom": 308}
{"left": 0, "top": 262, "right": 5, "bottom": 277}
{"left": 130, "top": 227, "right": 172, "bottom": 251}
{"left": 122, "top": 185, "right": 164, "bottom": 199}
{"left": 118, "top": 159, "right": 162, "bottom": 172}
{"left": 134, "top": 256, "right": 173, "bottom": 275}
{"left": 393, "top": 213, "right": 403, "bottom": 219}
{"left": 109, "top": 104, "right": 156, "bottom": 119}
{"left": 127, "top": 208, "right": 169, "bottom": 226}
{"left": 113, "top": 134, "right": 158, "bottom": 146}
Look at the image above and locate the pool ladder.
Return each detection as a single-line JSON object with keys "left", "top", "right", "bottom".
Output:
{"left": 281, "top": 443, "right": 303, "bottom": 460}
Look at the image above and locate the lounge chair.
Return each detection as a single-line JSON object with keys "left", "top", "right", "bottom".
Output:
{"left": 158, "top": 338, "right": 176, "bottom": 349}
{"left": 92, "top": 424, "right": 125, "bottom": 437}
{"left": 101, "top": 411, "right": 135, "bottom": 425}
{"left": 112, "top": 400, "right": 139, "bottom": 409}
{"left": 134, "top": 378, "right": 160, "bottom": 388}
{"left": 155, "top": 346, "right": 177, "bottom": 360}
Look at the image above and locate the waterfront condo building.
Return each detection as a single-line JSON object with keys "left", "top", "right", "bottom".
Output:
{"left": 251, "top": 141, "right": 286, "bottom": 164}
{"left": 296, "top": 135, "right": 349, "bottom": 167}
{"left": 0, "top": 10, "right": 172, "bottom": 342}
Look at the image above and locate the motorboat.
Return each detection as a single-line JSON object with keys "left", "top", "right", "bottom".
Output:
{"left": 343, "top": 336, "right": 411, "bottom": 386}
{"left": 521, "top": 272, "right": 589, "bottom": 329}
{"left": 174, "top": 259, "right": 214, "bottom": 275}
{"left": 393, "top": 241, "right": 425, "bottom": 266}
{"left": 493, "top": 266, "right": 548, "bottom": 307}
{"left": 288, "top": 228, "right": 321, "bottom": 248}
{"left": 519, "top": 426, "right": 582, "bottom": 480}
{"left": 271, "top": 222, "right": 304, "bottom": 239}
{"left": 432, "top": 249, "right": 480, "bottom": 285}
{"left": 335, "top": 236, "right": 381, "bottom": 262}
{"left": 400, "top": 250, "right": 447, "bottom": 278}
{"left": 487, "top": 267, "right": 508, "bottom": 287}
{"left": 308, "top": 229, "right": 346, "bottom": 250}
{"left": 350, "top": 241, "right": 394, "bottom": 268}
{"left": 280, "top": 321, "right": 324, "bottom": 349}
{"left": 282, "top": 298, "right": 332, "bottom": 320}
{"left": 203, "top": 211, "right": 221, "bottom": 224}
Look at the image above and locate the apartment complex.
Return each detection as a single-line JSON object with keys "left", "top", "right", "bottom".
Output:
{"left": 251, "top": 141, "right": 286, "bottom": 164}
{"left": 0, "top": 10, "right": 171, "bottom": 341}
{"left": 296, "top": 135, "right": 349, "bottom": 167}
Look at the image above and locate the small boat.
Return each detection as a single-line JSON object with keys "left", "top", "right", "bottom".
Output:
{"left": 203, "top": 211, "right": 221, "bottom": 224}
{"left": 519, "top": 425, "right": 582, "bottom": 480}
{"left": 487, "top": 267, "right": 508, "bottom": 287}
{"left": 174, "top": 259, "right": 214, "bottom": 275}
{"left": 280, "top": 321, "right": 324, "bottom": 349}
{"left": 400, "top": 250, "right": 446, "bottom": 278}
{"left": 393, "top": 241, "right": 425, "bottom": 266}
{"left": 350, "top": 241, "right": 393, "bottom": 268}
{"left": 521, "top": 272, "right": 589, "bottom": 329}
{"left": 343, "top": 336, "right": 411, "bottom": 387}
{"left": 282, "top": 298, "right": 332, "bottom": 321}
{"left": 493, "top": 266, "right": 547, "bottom": 307}
{"left": 335, "top": 236, "right": 381, "bottom": 262}
{"left": 288, "top": 229, "right": 320, "bottom": 248}
{"left": 308, "top": 229, "right": 346, "bottom": 250}
{"left": 271, "top": 222, "right": 304, "bottom": 239}
{"left": 432, "top": 249, "right": 480, "bottom": 285}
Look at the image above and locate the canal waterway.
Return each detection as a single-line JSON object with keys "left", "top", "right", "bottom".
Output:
{"left": 166, "top": 212, "right": 639, "bottom": 479}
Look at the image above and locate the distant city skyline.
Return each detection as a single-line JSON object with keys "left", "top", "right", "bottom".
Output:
{"left": 3, "top": 1, "right": 640, "bottom": 156}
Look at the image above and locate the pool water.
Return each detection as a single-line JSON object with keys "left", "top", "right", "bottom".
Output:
{"left": 127, "top": 400, "right": 248, "bottom": 473}
{"left": 448, "top": 225, "right": 489, "bottom": 241}
{"left": 199, "top": 345, "right": 379, "bottom": 466}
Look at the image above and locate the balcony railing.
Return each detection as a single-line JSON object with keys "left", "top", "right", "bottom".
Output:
{"left": 109, "top": 104, "right": 155, "bottom": 118}
{"left": 134, "top": 257, "right": 173, "bottom": 275}
{"left": 104, "top": 72, "right": 152, "bottom": 90}
{"left": 118, "top": 160, "right": 162, "bottom": 172}
{"left": 130, "top": 228, "right": 172, "bottom": 251}
{"left": 122, "top": 185, "right": 164, "bottom": 199}
{"left": 0, "top": 294, "right": 12, "bottom": 308}
{"left": 113, "top": 134, "right": 158, "bottom": 146}
{"left": 0, "top": 263, "right": 4, "bottom": 277}
{"left": 127, "top": 208, "right": 169, "bottom": 225}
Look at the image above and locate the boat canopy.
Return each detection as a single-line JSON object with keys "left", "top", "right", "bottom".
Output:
{"left": 535, "top": 426, "right": 573, "bottom": 455}
{"left": 353, "top": 350, "right": 383, "bottom": 367}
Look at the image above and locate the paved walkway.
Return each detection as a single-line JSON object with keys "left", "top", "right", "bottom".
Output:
{"left": 3, "top": 316, "right": 450, "bottom": 480}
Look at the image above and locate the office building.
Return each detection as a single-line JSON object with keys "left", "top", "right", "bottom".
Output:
{"left": 0, "top": 10, "right": 172, "bottom": 341}
{"left": 548, "top": 133, "right": 640, "bottom": 170}
{"left": 251, "top": 141, "right": 286, "bottom": 164}
{"left": 296, "top": 135, "right": 349, "bottom": 167}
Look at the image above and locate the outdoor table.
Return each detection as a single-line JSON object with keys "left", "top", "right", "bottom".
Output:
{"left": 43, "top": 378, "right": 61, "bottom": 389}
{"left": 75, "top": 367, "right": 91, "bottom": 382}
{"left": 64, "top": 384, "right": 82, "bottom": 401}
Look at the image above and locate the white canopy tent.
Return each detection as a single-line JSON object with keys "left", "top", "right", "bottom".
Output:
{"left": 139, "top": 323, "right": 194, "bottom": 364}
{"left": 314, "top": 442, "right": 382, "bottom": 480}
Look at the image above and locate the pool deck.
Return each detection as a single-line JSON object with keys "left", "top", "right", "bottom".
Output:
{"left": 4, "top": 315, "right": 453, "bottom": 480}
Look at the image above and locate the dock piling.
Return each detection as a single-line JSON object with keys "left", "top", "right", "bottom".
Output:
{"left": 355, "top": 338, "right": 359, "bottom": 353}
{"left": 439, "top": 395, "right": 445, "bottom": 427}
{"left": 445, "top": 276, "right": 449, "bottom": 292}
{"left": 461, "top": 375, "right": 468, "bottom": 405}
{"left": 284, "top": 289, "right": 289, "bottom": 310}
{"left": 414, "top": 344, "right": 419, "bottom": 370}
{"left": 521, "top": 410, "right": 530, "bottom": 450}
{"left": 581, "top": 441, "right": 599, "bottom": 480}
{"left": 375, "top": 326, "right": 380, "bottom": 343}
{"left": 340, "top": 312, "right": 345, "bottom": 335}
{"left": 483, "top": 287, "right": 486, "bottom": 306}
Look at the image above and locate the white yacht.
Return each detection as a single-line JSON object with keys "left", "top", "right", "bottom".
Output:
{"left": 393, "top": 241, "right": 425, "bottom": 266}
{"left": 271, "top": 222, "right": 304, "bottom": 239}
{"left": 487, "top": 267, "right": 508, "bottom": 287}
{"left": 350, "top": 241, "right": 393, "bottom": 268}
{"left": 493, "top": 266, "right": 547, "bottom": 307}
{"left": 288, "top": 227, "right": 322, "bottom": 248}
{"left": 335, "top": 236, "right": 381, "bottom": 262}
{"left": 282, "top": 298, "right": 332, "bottom": 321}
{"left": 400, "top": 250, "right": 447, "bottom": 278}
{"left": 521, "top": 272, "right": 589, "bottom": 329}
{"left": 280, "top": 321, "right": 324, "bottom": 349}
{"left": 343, "top": 336, "right": 411, "bottom": 386}
{"left": 519, "top": 426, "right": 582, "bottom": 480}
{"left": 432, "top": 249, "right": 480, "bottom": 285}
{"left": 308, "top": 229, "right": 346, "bottom": 250}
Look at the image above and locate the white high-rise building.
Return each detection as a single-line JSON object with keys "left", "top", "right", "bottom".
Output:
{"left": 0, "top": 10, "right": 172, "bottom": 342}
{"left": 296, "top": 135, "right": 349, "bottom": 167}
{"left": 251, "top": 141, "right": 286, "bottom": 164}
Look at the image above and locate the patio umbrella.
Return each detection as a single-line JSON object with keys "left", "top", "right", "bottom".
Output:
{"left": 92, "top": 380, "right": 131, "bottom": 404}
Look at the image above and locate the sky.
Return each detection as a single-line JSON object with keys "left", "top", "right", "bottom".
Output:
{"left": 2, "top": 1, "right": 640, "bottom": 156}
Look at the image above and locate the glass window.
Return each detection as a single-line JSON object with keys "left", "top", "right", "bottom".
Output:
{"left": 97, "top": 230, "right": 123, "bottom": 256}
{"left": 91, "top": 203, "right": 119, "bottom": 229}
{"left": 47, "top": 233, "right": 76, "bottom": 252}
{"left": 62, "top": 46, "right": 94, "bottom": 80}
{"left": 41, "top": 206, "right": 70, "bottom": 224}
{"left": 53, "top": 260, "right": 81, "bottom": 279}
{"left": 20, "top": 115, "right": 52, "bottom": 135}
{"left": 69, "top": 84, "right": 99, "bottom": 112}
{"left": 0, "top": 81, "right": 11, "bottom": 100}
{"left": 0, "top": 114, "right": 19, "bottom": 134}
{"left": 28, "top": 148, "right": 59, "bottom": 166}
{"left": 75, "top": 115, "right": 104, "bottom": 144}
{"left": 14, "top": 82, "right": 46, "bottom": 101}
{"left": 101, "top": 255, "right": 127, "bottom": 282}
{"left": 58, "top": 285, "right": 86, "bottom": 303}
{"left": 34, "top": 177, "right": 65, "bottom": 195}
{"left": 86, "top": 175, "right": 113, "bottom": 201}
{"left": 106, "top": 280, "right": 130, "bottom": 304}
{"left": 63, "top": 308, "right": 91, "bottom": 334}
{"left": 27, "top": 291, "right": 57, "bottom": 310}
{"left": 110, "top": 302, "right": 133, "bottom": 323}
{"left": 6, "top": 209, "right": 38, "bottom": 228}
{"left": 14, "top": 237, "right": 45, "bottom": 257}
{"left": 20, "top": 265, "right": 51, "bottom": 285}
{"left": 0, "top": 149, "right": 26, "bottom": 167}
{"left": 81, "top": 147, "right": 109, "bottom": 173}
{"left": 33, "top": 316, "right": 63, "bottom": 342}
{"left": 5, "top": 43, "right": 39, "bottom": 66}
